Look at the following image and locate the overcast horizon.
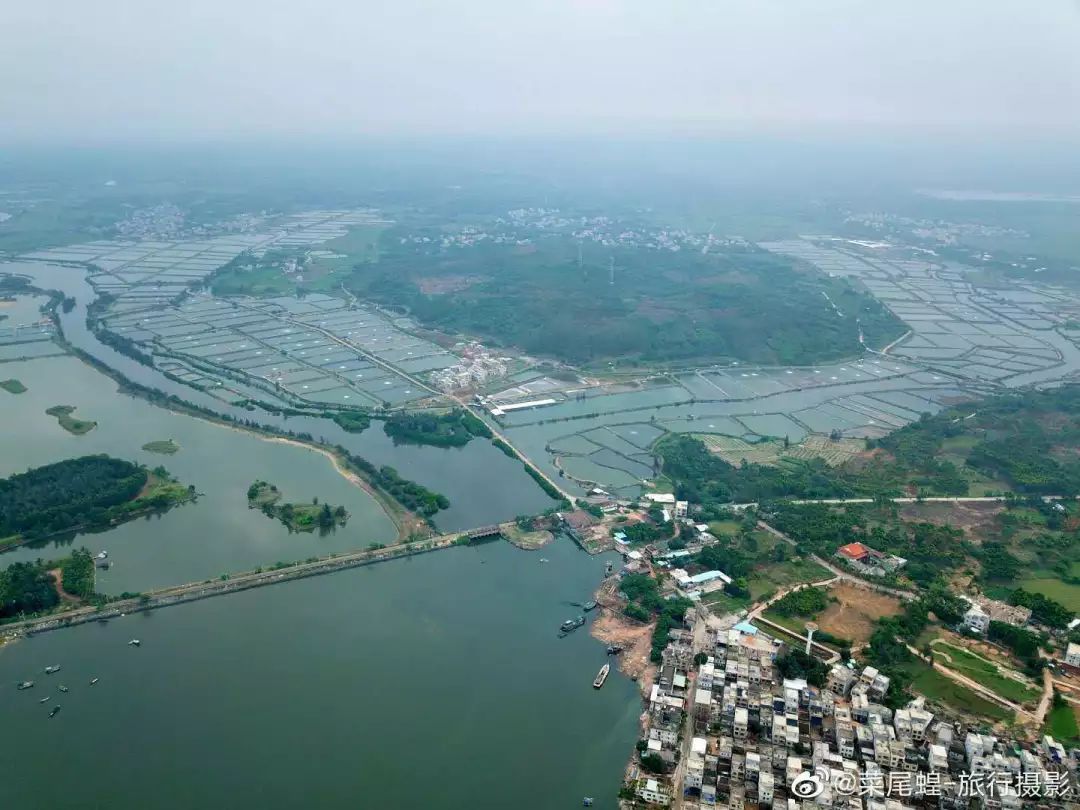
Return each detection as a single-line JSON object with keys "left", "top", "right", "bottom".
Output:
{"left": 3, "top": 0, "right": 1080, "bottom": 146}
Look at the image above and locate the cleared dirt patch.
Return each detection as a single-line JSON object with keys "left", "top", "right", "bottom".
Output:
{"left": 590, "top": 610, "right": 655, "bottom": 694}
{"left": 898, "top": 501, "right": 1003, "bottom": 544}
{"left": 817, "top": 582, "right": 903, "bottom": 645}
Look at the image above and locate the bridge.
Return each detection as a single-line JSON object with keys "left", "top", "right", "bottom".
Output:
{"left": 465, "top": 525, "right": 503, "bottom": 541}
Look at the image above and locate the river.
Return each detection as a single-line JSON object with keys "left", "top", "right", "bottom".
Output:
{"left": 3, "top": 261, "right": 558, "bottom": 531}
{"left": 0, "top": 261, "right": 641, "bottom": 808}
{"left": 0, "top": 536, "right": 640, "bottom": 810}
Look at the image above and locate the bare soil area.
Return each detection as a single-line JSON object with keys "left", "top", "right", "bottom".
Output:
{"left": 817, "top": 582, "right": 903, "bottom": 645}
{"left": 899, "top": 501, "right": 1003, "bottom": 543}
{"left": 590, "top": 610, "right": 656, "bottom": 694}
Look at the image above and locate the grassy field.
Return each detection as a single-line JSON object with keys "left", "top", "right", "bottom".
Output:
{"left": 0, "top": 378, "right": 27, "bottom": 394}
{"left": 702, "top": 590, "right": 751, "bottom": 615}
{"left": 899, "top": 661, "right": 1011, "bottom": 721}
{"left": 45, "top": 404, "right": 96, "bottom": 435}
{"left": 1019, "top": 577, "right": 1080, "bottom": 612}
{"left": 747, "top": 558, "right": 832, "bottom": 600}
{"left": 142, "top": 439, "right": 180, "bottom": 455}
{"left": 708, "top": 520, "right": 742, "bottom": 537}
{"left": 931, "top": 642, "right": 1040, "bottom": 704}
{"left": 1045, "top": 702, "right": 1080, "bottom": 743}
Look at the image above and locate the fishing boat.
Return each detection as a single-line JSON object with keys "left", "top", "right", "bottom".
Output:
{"left": 49, "top": 706, "right": 60, "bottom": 718}
{"left": 17, "top": 681, "right": 34, "bottom": 691}
{"left": 583, "top": 600, "right": 597, "bottom": 611}
{"left": 559, "top": 616, "right": 586, "bottom": 635}
{"left": 593, "top": 663, "right": 610, "bottom": 689}
{"left": 58, "top": 685, "right": 69, "bottom": 693}
{"left": 44, "top": 665, "right": 61, "bottom": 675}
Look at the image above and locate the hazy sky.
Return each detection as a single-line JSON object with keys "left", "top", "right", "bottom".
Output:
{"left": 3, "top": 0, "right": 1080, "bottom": 143}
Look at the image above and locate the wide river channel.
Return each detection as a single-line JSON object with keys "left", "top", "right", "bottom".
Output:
{"left": 0, "top": 264, "right": 640, "bottom": 809}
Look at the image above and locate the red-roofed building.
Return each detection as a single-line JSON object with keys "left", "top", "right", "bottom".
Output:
{"left": 837, "top": 542, "right": 872, "bottom": 562}
{"left": 835, "top": 541, "right": 905, "bottom": 577}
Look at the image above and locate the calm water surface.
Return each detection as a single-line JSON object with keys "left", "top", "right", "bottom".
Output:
{"left": 0, "top": 537, "right": 639, "bottom": 810}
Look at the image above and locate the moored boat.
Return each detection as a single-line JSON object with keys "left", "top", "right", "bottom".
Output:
{"left": 593, "top": 664, "right": 610, "bottom": 689}
{"left": 559, "top": 615, "right": 586, "bottom": 635}
{"left": 583, "top": 600, "right": 597, "bottom": 611}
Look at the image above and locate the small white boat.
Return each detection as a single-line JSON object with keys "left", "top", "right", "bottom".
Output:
{"left": 128, "top": 639, "right": 141, "bottom": 647}
{"left": 39, "top": 696, "right": 50, "bottom": 704}
{"left": 89, "top": 678, "right": 99, "bottom": 686}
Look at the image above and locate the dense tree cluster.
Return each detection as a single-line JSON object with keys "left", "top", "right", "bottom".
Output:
{"left": 384, "top": 409, "right": 492, "bottom": 448}
{"left": 340, "top": 450, "right": 449, "bottom": 518}
{"left": 0, "top": 559, "right": 59, "bottom": 619}
{"left": 0, "top": 456, "right": 148, "bottom": 539}
{"left": 775, "top": 649, "right": 829, "bottom": 687}
{"left": 1010, "top": 588, "right": 1074, "bottom": 629}
{"left": 60, "top": 548, "right": 96, "bottom": 599}
{"left": 771, "top": 586, "right": 830, "bottom": 618}
{"left": 346, "top": 237, "right": 903, "bottom": 367}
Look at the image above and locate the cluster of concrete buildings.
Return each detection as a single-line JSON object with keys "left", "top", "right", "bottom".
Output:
{"left": 628, "top": 620, "right": 1077, "bottom": 808}
{"left": 430, "top": 347, "right": 509, "bottom": 392}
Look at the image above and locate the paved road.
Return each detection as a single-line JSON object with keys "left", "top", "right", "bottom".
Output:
{"left": 1, "top": 533, "right": 462, "bottom": 640}
{"left": 733, "top": 495, "right": 1079, "bottom": 510}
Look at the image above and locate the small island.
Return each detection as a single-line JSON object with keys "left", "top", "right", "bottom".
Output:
{"left": 142, "top": 439, "right": 180, "bottom": 455}
{"left": 383, "top": 408, "right": 492, "bottom": 448}
{"left": 330, "top": 410, "right": 371, "bottom": 434}
{"left": 0, "top": 378, "right": 27, "bottom": 394}
{"left": 0, "top": 455, "right": 195, "bottom": 548}
{"left": 247, "top": 480, "right": 348, "bottom": 533}
{"left": 45, "top": 404, "right": 97, "bottom": 435}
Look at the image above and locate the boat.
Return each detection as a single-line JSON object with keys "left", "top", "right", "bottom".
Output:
{"left": 559, "top": 616, "right": 586, "bottom": 635}
{"left": 539, "top": 558, "right": 549, "bottom": 564}
{"left": 44, "top": 665, "right": 61, "bottom": 675}
{"left": 39, "top": 696, "right": 50, "bottom": 704}
{"left": 583, "top": 799, "right": 594, "bottom": 807}
{"left": 593, "top": 663, "right": 610, "bottom": 689}
{"left": 583, "top": 600, "right": 597, "bottom": 611}
{"left": 96, "top": 551, "right": 108, "bottom": 559}
{"left": 606, "top": 644, "right": 623, "bottom": 655}
{"left": 58, "top": 685, "right": 69, "bottom": 693}
{"left": 17, "top": 681, "right": 34, "bottom": 691}
{"left": 49, "top": 706, "right": 60, "bottom": 718}
{"left": 89, "top": 678, "right": 99, "bottom": 686}
{"left": 128, "top": 639, "right": 141, "bottom": 647}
